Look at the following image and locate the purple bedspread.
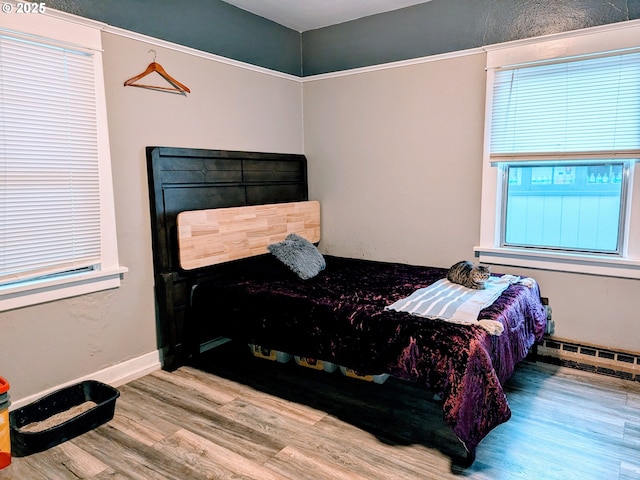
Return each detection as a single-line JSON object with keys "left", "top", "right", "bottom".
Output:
{"left": 192, "top": 255, "right": 547, "bottom": 453}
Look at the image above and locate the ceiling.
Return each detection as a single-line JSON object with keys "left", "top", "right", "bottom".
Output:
{"left": 221, "top": 0, "right": 433, "bottom": 32}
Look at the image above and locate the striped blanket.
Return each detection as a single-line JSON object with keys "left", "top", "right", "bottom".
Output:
{"left": 386, "top": 275, "right": 522, "bottom": 335}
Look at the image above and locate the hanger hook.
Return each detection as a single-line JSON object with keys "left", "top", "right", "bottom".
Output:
{"left": 148, "top": 49, "right": 157, "bottom": 61}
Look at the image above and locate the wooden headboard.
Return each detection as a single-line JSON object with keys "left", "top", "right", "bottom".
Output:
{"left": 146, "top": 146, "right": 309, "bottom": 370}
{"left": 177, "top": 201, "right": 320, "bottom": 271}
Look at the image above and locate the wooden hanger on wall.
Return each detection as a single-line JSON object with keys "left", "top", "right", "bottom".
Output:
{"left": 124, "top": 50, "right": 191, "bottom": 94}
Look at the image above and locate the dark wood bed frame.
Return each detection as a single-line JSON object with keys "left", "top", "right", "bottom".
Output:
{"left": 146, "top": 146, "right": 309, "bottom": 370}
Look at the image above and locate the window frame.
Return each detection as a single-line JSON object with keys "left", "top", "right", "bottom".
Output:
{"left": 476, "top": 23, "right": 640, "bottom": 279}
{"left": 0, "top": 9, "right": 126, "bottom": 311}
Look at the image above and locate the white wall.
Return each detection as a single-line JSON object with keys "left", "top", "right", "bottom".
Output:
{"left": 303, "top": 52, "right": 640, "bottom": 354}
{"left": 304, "top": 55, "right": 488, "bottom": 266}
{"left": 0, "top": 30, "right": 303, "bottom": 402}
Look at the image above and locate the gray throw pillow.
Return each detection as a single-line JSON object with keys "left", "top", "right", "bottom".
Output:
{"left": 267, "top": 233, "right": 325, "bottom": 280}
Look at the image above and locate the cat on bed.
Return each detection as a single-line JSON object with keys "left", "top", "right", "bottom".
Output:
{"left": 447, "top": 260, "right": 490, "bottom": 290}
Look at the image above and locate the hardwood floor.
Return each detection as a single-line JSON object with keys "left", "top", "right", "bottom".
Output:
{"left": 1, "top": 343, "right": 639, "bottom": 479}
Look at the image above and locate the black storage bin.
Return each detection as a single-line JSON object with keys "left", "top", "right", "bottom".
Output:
{"left": 9, "top": 380, "right": 119, "bottom": 456}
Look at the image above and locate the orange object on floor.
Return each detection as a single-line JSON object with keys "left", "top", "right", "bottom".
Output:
{"left": 0, "top": 377, "right": 10, "bottom": 469}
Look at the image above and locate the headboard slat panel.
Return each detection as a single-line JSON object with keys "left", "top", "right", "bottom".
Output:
{"left": 178, "top": 200, "right": 320, "bottom": 270}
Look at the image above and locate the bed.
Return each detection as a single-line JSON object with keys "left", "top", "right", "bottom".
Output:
{"left": 146, "top": 146, "right": 547, "bottom": 466}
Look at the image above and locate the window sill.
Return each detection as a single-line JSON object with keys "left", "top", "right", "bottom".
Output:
{"left": 474, "top": 246, "right": 640, "bottom": 279}
{"left": 0, "top": 266, "right": 129, "bottom": 312}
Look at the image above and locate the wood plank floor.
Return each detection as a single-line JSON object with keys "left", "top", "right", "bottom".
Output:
{"left": 2, "top": 343, "right": 639, "bottom": 480}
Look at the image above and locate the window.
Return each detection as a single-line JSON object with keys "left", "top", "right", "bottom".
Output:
{"left": 477, "top": 26, "right": 640, "bottom": 279}
{"left": 0, "top": 14, "right": 125, "bottom": 310}
{"left": 0, "top": 35, "right": 102, "bottom": 284}
{"left": 502, "top": 162, "right": 628, "bottom": 254}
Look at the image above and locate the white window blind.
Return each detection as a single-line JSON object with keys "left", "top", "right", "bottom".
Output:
{"left": 490, "top": 51, "right": 640, "bottom": 161}
{"left": 0, "top": 34, "right": 101, "bottom": 286}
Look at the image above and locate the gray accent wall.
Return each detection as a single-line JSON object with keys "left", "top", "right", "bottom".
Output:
{"left": 302, "top": 0, "right": 640, "bottom": 75}
{"left": 47, "top": 0, "right": 303, "bottom": 76}
{"left": 48, "top": 0, "right": 639, "bottom": 77}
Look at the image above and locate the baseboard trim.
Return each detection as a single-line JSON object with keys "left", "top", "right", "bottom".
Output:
{"left": 538, "top": 336, "right": 640, "bottom": 382}
{"left": 10, "top": 350, "right": 162, "bottom": 410}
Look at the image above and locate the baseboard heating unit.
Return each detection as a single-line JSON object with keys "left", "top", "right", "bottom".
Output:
{"left": 538, "top": 336, "right": 640, "bottom": 382}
